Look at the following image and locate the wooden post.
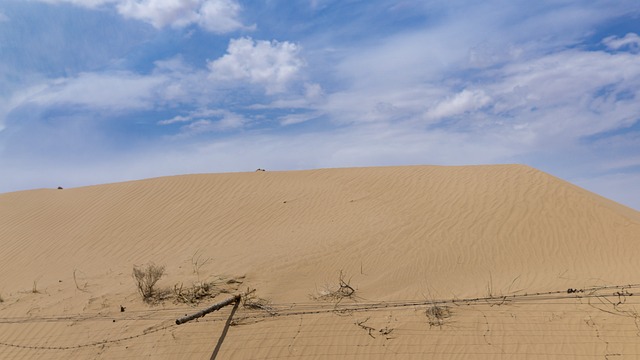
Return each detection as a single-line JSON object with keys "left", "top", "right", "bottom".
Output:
{"left": 210, "top": 298, "right": 240, "bottom": 360}
{"left": 175, "top": 295, "right": 241, "bottom": 325}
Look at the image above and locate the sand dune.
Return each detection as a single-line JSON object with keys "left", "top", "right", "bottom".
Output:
{"left": 1, "top": 165, "right": 639, "bottom": 359}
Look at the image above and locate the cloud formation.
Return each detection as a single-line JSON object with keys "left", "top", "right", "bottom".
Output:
{"left": 208, "top": 37, "right": 305, "bottom": 94}
{"left": 35, "top": 0, "right": 115, "bottom": 6}
{"left": 425, "top": 90, "right": 491, "bottom": 121}
{"left": 34, "top": 0, "right": 249, "bottom": 33}
{"left": 603, "top": 33, "right": 640, "bottom": 52}
{"left": 1, "top": 37, "right": 308, "bottom": 130}
{"left": 158, "top": 108, "right": 246, "bottom": 134}
{"left": 117, "top": 0, "right": 249, "bottom": 32}
{"left": 2, "top": 72, "right": 167, "bottom": 123}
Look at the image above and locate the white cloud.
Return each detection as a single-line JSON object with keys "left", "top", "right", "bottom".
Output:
{"left": 208, "top": 37, "right": 305, "bottom": 94}
{"left": 158, "top": 114, "right": 190, "bottom": 125}
{"left": 603, "top": 33, "right": 640, "bottom": 52}
{"left": 179, "top": 116, "right": 242, "bottom": 133}
{"left": 34, "top": 0, "right": 118, "bottom": 8}
{"left": 0, "top": 71, "right": 171, "bottom": 130}
{"left": 317, "top": 86, "right": 445, "bottom": 126}
{"left": 34, "top": 0, "right": 249, "bottom": 33}
{"left": 14, "top": 72, "right": 167, "bottom": 111}
{"left": 1, "top": 41, "right": 308, "bottom": 130}
{"left": 487, "top": 49, "right": 640, "bottom": 138}
{"left": 336, "top": 29, "right": 471, "bottom": 89}
{"left": 326, "top": 38, "right": 640, "bottom": 136}
{"left": 117, "top": 0, "right": 249, "bottom": 33}
{"left": 425, "top": 89, "right": 491, "bottom": 121}
{"left": 116, "top": 0, "right": 202, "bottom": 28}
{"left": 246, "top": 83, "right": 325, "bottom": 111}
{"left": 279, "top": 112, "right": 320, "bottom": 126}
{"left": 158, "top": 108, "right": 246, "bottom": 134}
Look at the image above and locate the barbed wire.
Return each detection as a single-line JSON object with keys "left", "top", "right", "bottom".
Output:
{"left": 0, "top": 322, "right": 176, "bottom": 351}
{"left": 0, "top": 282, "right": 638, "bottom": 355}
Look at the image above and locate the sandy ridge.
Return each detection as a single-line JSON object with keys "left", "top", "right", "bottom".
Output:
{"left": 1, "top": 164, "right": 639, "bottom": 359}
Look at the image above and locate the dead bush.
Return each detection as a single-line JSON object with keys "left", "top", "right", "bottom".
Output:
{"left": 314, "top": 270, "right": 356, "bottom": 302}
{"left": 426, "top": 304, "right": 451, "bottom": 327}
{"left": 173, "top": 274, "right": 245, "bottom": 305}
{"left": 133, "top": 263, "right": 166, "bottom": 301}
{"left": 242, "top": 288, "right": 276, "bottom": 315}
{"left": 191, "top": 250, "right": 211, "bottom": 281}
{"left": 173, "top": 281, "right": 220, "bottom": 304}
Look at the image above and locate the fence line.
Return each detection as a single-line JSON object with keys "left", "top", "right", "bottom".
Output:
{"left": 0, "top": 283, "right": 638, "bottom": 358}
{"left": 2, "top": 283, "right": 637, "bottom": 325}
{"left": 0, "top": 322, "right": 176, "bottom": 351}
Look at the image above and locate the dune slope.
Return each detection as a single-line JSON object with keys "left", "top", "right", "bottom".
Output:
{"left": 1, "top": 165, "right": 639, "bottom": 359}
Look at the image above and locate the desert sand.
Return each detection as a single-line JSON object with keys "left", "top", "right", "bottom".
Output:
{"left": 1, "top": 164, "right": 639, "bottom": 359}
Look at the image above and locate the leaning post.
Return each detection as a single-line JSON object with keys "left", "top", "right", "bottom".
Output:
{"left": 175, "top": 294, "right": 241, "bottom": 325}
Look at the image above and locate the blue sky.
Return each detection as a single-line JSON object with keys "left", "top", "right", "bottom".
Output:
{"left": 0, "top": 0, "right": 639, "bottom": 210}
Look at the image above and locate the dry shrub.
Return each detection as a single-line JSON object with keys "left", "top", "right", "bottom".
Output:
{"left": 314, "top": 270, "right": 356, "bottom": 302}
{"left": 173, "top": 281, "right": 220, "bottom": 304}
{"left": 191, "top": 251, "right": 211, "bottom": 281}
{"left": 230, "top": 288, "right": 276, "bottom": 326}
{"left": 133, "top": 263, "right": 166, "bottom": 301}
{"left": 426, "top": 304, "right": 451, "bottom": 327}
{"left": 242, "top": 288, "right": 276, "bottom": 315}
{"left": 173, "top": 275, "right": 245, "bottom": 305}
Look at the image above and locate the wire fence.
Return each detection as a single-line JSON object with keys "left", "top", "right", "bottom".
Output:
{"left": 1, "top": 284, "right": 639, "bottom": 359}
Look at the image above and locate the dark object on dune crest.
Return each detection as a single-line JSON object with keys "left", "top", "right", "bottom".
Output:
{"left": 57, "top": 186, "right": 63, "bottom": 190}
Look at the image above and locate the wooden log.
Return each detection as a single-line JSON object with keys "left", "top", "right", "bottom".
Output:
{"left": 210, "top": 298, "right": 240, "bottom": 360}
{"left": 176, "top": 295, "right": 241, "bottom": 325}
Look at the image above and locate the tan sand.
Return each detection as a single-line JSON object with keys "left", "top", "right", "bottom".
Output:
{"left": 1, "top": 164, "right": 639, "bottom": 359}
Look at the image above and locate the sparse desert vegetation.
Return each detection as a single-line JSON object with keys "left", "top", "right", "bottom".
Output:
{"left": 426, "top": 304, "right": 452, "bottom": 327}
{"left": 1, "top": 166, "right": 640, "bottom": 359}
{"left": 313, "top": 270, "right": 356, "bottom": 302}
{"left": 132, "top": 263, "right": 166, "bottom": 302}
